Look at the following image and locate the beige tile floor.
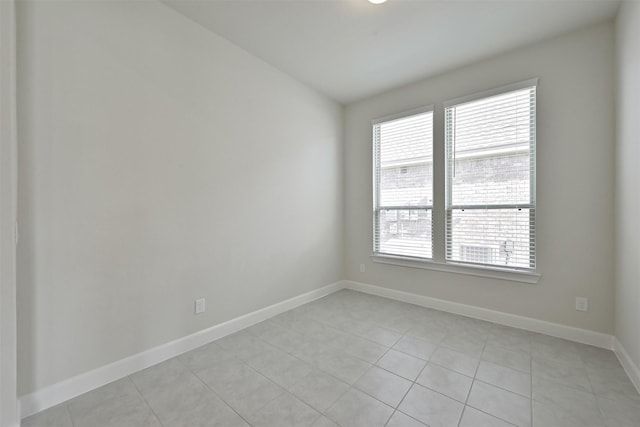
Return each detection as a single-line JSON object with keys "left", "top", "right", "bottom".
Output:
{"left": 23, "top": 290, "right": 640, "bottom": 427}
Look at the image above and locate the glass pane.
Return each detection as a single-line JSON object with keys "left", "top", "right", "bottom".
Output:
{"left": 378, "top": 112, "right": 433, "bottom": 206}
{"left": 378, "top": 209, "right": 432, "bottom": 259}
{"left": 448, "top": 87, "right": 534, "bottom": 206}
{"left": 380, "top": 163, "right": 433, "bottom": 207}
{"left": 448, "top": 208, "right": 534, "bottom": 269}
{"left": 450, "top": 153, "right": 530, "bottom": 206}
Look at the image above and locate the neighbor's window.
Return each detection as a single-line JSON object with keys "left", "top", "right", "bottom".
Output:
{"left": 373, "top": 108, "right": 433, "bottom": 259}
{"left": 445, "top": 84, "right": 536, "bottom": 270}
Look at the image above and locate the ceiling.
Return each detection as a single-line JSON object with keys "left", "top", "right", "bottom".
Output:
{"left": 162, "top": 0, "right": 620, "bottom": 104}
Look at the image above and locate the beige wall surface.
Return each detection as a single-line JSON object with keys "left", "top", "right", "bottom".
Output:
{"left": 615, "top": 1, "right": 640, "bottom": 369}
{"left": 16, "top": 0, "right": 343, "bottom": 395}
{"left": 345, "top": 23, "right": 616, "bottom": 334}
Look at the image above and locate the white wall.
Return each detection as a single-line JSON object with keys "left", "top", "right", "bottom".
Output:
{"left": 615, "top": 1, "right": 640, "bottom": 371}
{"left": 16, "top": 0, "right": 343, "bottom": 395}
{"left": 345, "top": 22, "right": 615, "bottom": 334}
{"left": 0, "top": 1, "right": 18, "bottom": 425}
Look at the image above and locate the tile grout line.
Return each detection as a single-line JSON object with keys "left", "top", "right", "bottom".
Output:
{"left": 127, "top": 374, "right": 169, "bottom": 427}
{"left": 182, "top": 356, "right": 259, "bottom": 427}
{"left": 65, "top": 403, "right": 77, "bottom": 427}
{"left": 456, "top": 329, "right": 488, "bottom": 427}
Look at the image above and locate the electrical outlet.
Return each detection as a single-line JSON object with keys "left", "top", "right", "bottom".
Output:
{"left": 359, "top": 263, "right": 366, "bottom": 273}
{"left": 195, "top": 298, "right": 206, "bottom": 314}
{"left": 575, "top": 297, "right": 588, "bottom": 312}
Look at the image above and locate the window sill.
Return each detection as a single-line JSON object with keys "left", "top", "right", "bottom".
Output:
{"left": 370, "top": 254, "right": 541, "bottom": 284}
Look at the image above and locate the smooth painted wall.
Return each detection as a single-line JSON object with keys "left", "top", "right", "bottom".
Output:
{"left": 16, "top": 0, "right": 343, "bottom": 395}
{"left": 345, "top": 22, "right": 615, "bottom": 334}
{"left": 615, "top": 1, "right": 640, "bottom": 370}
{"left": 0, "top": 1, "right": 18, "bottom": 425}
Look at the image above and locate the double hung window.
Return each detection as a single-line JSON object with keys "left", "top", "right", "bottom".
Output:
{"left": 445, "top": 84, "right": 536, "bottom": 270}
{"left": 373, "top": 80, "right": 537, "bottom": 274}
{"left": 373, "top": 108, "right": 434, "bottom": 259}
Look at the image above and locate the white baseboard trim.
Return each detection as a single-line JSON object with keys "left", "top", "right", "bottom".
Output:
{"left": 614, "top": 337, "right": 640, "bottom": 394}
{"left": 344, "top": 280, "right": 614, "bottom": 350}
{"left": 20, "top": 279, "right": 621, "bottom": 419}
{"left": 19, "top": 281, "right": 343, "bottom": 419}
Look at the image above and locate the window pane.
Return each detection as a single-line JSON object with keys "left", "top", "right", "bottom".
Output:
{"left": 448, "top": 208, "right": 534, "bottom": 269}
{"left": 380, "top": 163, "right": 433, "bottom": 207}
{"left": 450, "top": 153, "right": 530, "bottom": 206}
{"left": 378, "top": 112, "right": 433, "bottom": 207}
{"left": 448, "top": 88, "right": 534, "bottom": 206}
{"left": 378, "top": 209, "right": 432, "bottom": 259}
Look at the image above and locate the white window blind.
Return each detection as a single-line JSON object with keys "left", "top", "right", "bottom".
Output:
{"left": 374, "top": 108, "right": 433, "bottom": 259}
{"left": 445, "top": 85, "right": 536, "bottom": 270}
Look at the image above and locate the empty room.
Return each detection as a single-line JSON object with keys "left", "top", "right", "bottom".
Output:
{"left": 1, "top": 0, "right": 639, "bottom": 426}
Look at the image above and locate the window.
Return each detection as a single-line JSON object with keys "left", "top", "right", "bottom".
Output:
{"left": 373, "top": 108, "right": 433, "bottom": 259}
{"left": 371, "top": 79, "right": 538, "bottom": 279}
{"left": 445, "top": 84, "right": 536, "bottom": 270}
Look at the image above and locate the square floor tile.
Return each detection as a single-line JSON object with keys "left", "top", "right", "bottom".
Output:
{"left": 416, "top": 363, "right": 473, "bottom": 403}
{"left": 459, "top": 406, "right": 515, "bottom": 427}
{"left": 405, "top": 324, "right": 447, "bottom": 345}
{"left": 362, "top": 326, "right": 402, "bottom": 347}
{"left": 440, "top": 334, "right": 486, "bottom": 358}
{"left": 315, "top": 352, "right": 371, "bottom": 384}
{"left": 325, "top": 388, "right": 394, "bottom": 427}
{"left": 216, "top": 331, "right": 273, "bottom": 361}
{"left": 196, "top": 360, "right": 283, "bottom": 418}
{"left": 531, "top": 340, "right": 582, "bottom": 365}
{"left": 249, "top": 351, "right": 314, "bottom": 389}
{"left": 587, "top": 366, "right": 640, "bottom": 407}
{"left": 532, "top": 376, "right": 596, "bottom": 409}
{"left": 143, "top": 374, "right": 248, "bottom": 427}
{"left": 596, "top": 396, "right": 640, "bottom": 427}
{"left": 131, "top": 358, "right": 191, "bottom": 395}
{"left": 289, "top": 370, "right": 350, "bottom": 412}
{"left": 476, "top": 360, "right": 531, "bottom": 397}
{"left": 376, "top": 349, "right": 427, "bottom": 381}
{"left": 22, "top": 404, "right": 73, "bottom": 427}
{"left": 393, "top": 336, "right": 437, "bottom": 360}
{"left": 311, "top": 415, "right": 339, "bottom": 427}
{"left": 178, "top": 342, "right": 235, "bottom": 373}
{"left": 467, "top": 381, "right": 531, "bottom": 427}
{"left": 486, "top": 329, "right": 531, "bottom": 354}
{"left": 343, "top": 336, "right": 388, "bottom": 363}
{"left": 398, "top": 384, "right": 464, "bottom": 427}
{"left": 70, "top": 393, "right": 161, "bottom": 427}
{"left": 354, "top": 366, "right": 412, "bottom": 407}
{"left": 430, "top": 347, "right": 479, "bottom": 377}
{"left": 533, "top": 399, "right": 604, "bottom": 427}
{"left": 67, "top": 378, "right": 140, "bottom": 418}
{"left": 482, "top": 344, "right": 531, "bottom": 373}
{"left": 249, "top": 392, "right": 320, "bottom": 427}
{"left": 386, "top": 410, "right": 427, "bottom": 426}
{"left": 532, "top": 356, "right": 592, "bottom": 393}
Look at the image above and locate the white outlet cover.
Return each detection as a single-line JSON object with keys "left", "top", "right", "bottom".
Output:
{"left": 359, "top": 263, "right": 366, "bottom": 273}
{"left": 575, "top": 297, "right": 588, "bottom": 312}
{"left": 195, "top": 298, "right": 206, "bottom": 314}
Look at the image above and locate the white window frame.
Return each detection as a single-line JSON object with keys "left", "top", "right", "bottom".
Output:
{"left": 370, "top": 79, "right": 541, "bottom": 284}
{"left": 372, "top": 105, "right": 434, "bottom": 260}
